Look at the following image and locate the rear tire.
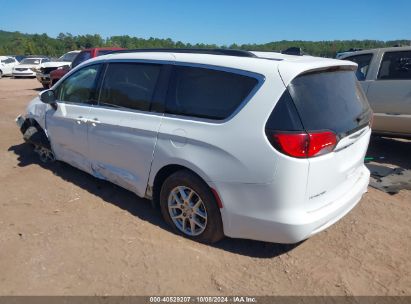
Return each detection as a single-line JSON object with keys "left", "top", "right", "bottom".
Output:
{"left": 0, "top": 70, "right": 3, "bottom": 79}
{"left": 159, "top": 170, "right": 224, "bottom": 243}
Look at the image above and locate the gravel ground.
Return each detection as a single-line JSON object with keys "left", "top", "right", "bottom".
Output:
{"left": 0, "top": 78, "right": 410, "bottom": 295}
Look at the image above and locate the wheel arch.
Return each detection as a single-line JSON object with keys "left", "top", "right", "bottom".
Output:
{"left": 21, "top": 117, "right": 43, "bottom": 135}
{"left": 21, "top": 117, "right": 51, "bottom": 149}
{"left": 150, "top": 163, "right": 214, "bottom": 208}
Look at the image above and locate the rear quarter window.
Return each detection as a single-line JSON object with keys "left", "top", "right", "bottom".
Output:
{"left": 165, "top": 66, "right": 258, "bottom": 120}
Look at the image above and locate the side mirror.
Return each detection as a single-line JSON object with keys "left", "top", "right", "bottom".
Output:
{"left": 40, "top": 90, "right": 57, "bottom": 109}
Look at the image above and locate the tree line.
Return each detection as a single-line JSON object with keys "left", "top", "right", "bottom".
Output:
{"left": 0, "top": 30, "right": 409, "bottom": 58}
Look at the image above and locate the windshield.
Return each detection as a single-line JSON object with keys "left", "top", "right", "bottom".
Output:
{"left": 20, "top": 58, "right": 41, "bottom": 65}
{"left": 59, "top": 52, "right": 79, "bottom": 62}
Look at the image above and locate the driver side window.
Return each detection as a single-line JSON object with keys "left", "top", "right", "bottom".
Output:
{"left": 56, "top": 64, "right": 101, "bottom": 104}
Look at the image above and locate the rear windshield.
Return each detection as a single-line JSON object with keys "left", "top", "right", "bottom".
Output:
{"left": 59, "top": 52, "right": 78, "bottom": 62}
{"left": 287, "top": 69, "right": 372, "bottom": 136}
{"left": 97, "top": 50, "right": 116, "bottom": 56}
{"left": 71, "top": 51, "right": 92, "bottom": 68}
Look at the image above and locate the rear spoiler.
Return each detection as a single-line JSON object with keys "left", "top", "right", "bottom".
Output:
{"left": 278, "top": 60, "right": 357, "bottom": 87}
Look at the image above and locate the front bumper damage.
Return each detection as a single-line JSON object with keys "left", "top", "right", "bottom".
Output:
{"left": 16, "top": 115, "right": 25, "bottom": 130}
{"left": 36, "top": 73, "right": 51, "bottom": 85}
{"left": 15, "top": 115, "right": 55, "bottom": 162}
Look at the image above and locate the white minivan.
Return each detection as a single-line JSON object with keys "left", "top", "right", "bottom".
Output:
{"left": 16, "top": 49, "right": 372, "bottom": 244}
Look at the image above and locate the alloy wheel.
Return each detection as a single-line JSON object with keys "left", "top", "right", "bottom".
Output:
{"left": 167, "top": 186, "right": 208, "bottom": 236}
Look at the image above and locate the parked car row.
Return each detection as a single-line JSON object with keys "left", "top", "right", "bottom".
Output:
{"left": 0, "top": 48, "right": 123, "bottom": 87}
{"left": 48, "top": 47, "right": 124, "bottom": 87}
{"left": 0, "top": 55, "right": 50, "bottom": 78}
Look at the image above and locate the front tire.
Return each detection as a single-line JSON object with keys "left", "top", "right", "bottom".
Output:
{"left": 159, "top": 170, "right": 224, "bottom": 243}
{"left": 23, "top": 126, "right": 55, "bottom": 163}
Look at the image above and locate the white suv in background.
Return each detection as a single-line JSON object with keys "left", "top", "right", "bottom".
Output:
{"left": 16, "top": 49, "right": 372, "bottom": 244}
{"left": 0, "top": 56, "right": 19, "bottom": 78}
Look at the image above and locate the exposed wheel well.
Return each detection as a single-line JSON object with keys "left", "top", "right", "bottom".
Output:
{"left": 152, "top": 165, "right": 209, "bottom": 208}
{"left": 21, "top": 118, "right": 42, "bottom": 135}
{"left": 21, "top": 118, "right": 51, "bottom": 149}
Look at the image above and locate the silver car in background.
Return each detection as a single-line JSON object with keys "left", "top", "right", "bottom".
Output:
{"left": 340, "top": 46, "right": 411, "bottom": 138}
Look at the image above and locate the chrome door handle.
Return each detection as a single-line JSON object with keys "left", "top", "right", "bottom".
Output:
{"left": 88, "top": 118, "right": 101, "bottom": 126}
{"left": 76, "top": 116, "right": 88, "bottom": 124}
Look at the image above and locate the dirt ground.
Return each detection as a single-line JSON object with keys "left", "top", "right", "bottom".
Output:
{"left": 0, "top": 78, "right": 410, "bottom": 296}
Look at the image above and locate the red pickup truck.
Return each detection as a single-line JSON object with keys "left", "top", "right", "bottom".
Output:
{"left": 49, "top": 47, "right": 124, "bottom": 87}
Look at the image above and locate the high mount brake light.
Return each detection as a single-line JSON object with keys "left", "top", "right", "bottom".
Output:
{"left": 269, "top": 131, "right": 337, "bottom": 158}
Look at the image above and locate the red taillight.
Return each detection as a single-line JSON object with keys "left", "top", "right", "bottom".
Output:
{"left": 271, "top": 133, "right": 309, "bottom": 158}
{"left": 307, "top": 131, "right": 337, "bottom": 157}
{"left": 269, "top": 131, "right": 337, "bottom": 158}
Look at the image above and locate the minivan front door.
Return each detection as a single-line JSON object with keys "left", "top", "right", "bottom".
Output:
{"left": 87, "top": 61, "right": 168, "bottom": 197}
{"left": 46, "top": 64, "right": 102, "bottom": 173}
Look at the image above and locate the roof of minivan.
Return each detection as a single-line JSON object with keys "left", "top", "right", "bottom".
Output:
{"left": 86, "top": 50, "right": 357, "bottom": 86}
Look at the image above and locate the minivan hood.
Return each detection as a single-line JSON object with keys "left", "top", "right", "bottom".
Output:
{"left": 40, "top": 61, "right": 70, "bottom": 69}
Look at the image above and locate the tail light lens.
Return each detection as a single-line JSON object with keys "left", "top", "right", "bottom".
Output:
{"left": 268, "top": 131, "right": 337, "bottom": 158}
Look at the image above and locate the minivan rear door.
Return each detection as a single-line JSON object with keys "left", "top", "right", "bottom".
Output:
{"left": 87, "top": 60, "right": 171, "bottom": 197}
{"left": 279, "top": 65, "right": 372, "bottom": 212}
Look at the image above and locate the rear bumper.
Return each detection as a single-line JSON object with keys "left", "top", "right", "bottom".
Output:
{"left": 214, "top": 165, "right": 370, "bottom": 244}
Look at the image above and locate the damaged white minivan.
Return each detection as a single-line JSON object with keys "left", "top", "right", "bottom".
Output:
{"left": 16, "top": 49, "right": 372, "bottom": 244}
